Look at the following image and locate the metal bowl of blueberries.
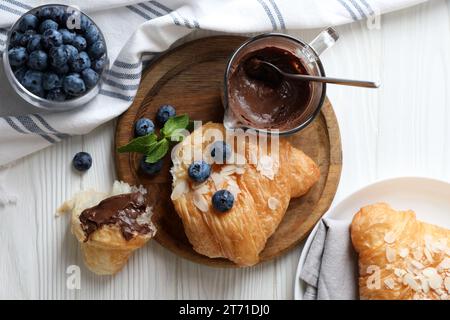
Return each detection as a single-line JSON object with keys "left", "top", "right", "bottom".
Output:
{"left": 2, "top": 4, "right": 109, "bottom": 111}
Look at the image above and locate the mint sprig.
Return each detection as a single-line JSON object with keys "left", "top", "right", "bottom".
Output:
{"left": 118, "top": 114, "right": 190, "bottom": 164}
{"left": 117, "top": 133, "right": 157, "bottom": 154}
{"left": 145, "top": 139, "right": 169, "bottom": 163}
{"left": 161, "top": 115, "right": 189, "bottom": 138}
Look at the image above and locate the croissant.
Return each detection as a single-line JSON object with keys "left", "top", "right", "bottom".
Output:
{"left": 170, "top": 123, "right": 320, "bottom": 266}
{"left": 59, "top": 181, "right": 156, "bottom": 275}
{"left": 351, "top": 203, "right": 450, "bottom": 300}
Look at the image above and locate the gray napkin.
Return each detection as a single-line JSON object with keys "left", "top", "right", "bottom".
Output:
{"left": 300, "top": 218, "right": 359, "bottom": 300}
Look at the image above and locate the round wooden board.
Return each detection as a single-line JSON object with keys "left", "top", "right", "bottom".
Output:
{"left": 115, "top": 36, "right": 342, "bottom": 267}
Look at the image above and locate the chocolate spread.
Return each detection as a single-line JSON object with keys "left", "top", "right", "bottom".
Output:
{"left": 79, "top": 192, "right": 152, "bottom": 241}
{"left": 227, "top": 46, "right": 312, "bottom": 130}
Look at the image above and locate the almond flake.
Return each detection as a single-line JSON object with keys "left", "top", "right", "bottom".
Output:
{"left": 419, "top": 277, "right": 430, "bottom": 293}
{"left": 440, "top": 293, "right": 448, "bottom": 300}
{"left": 403, "top": 273, "right": 420, "bottom": 291}
{"left": 384, "top": 278, "right": 396, "bottom": 290}
{"left": 268, "top": 197, "right": 280, "bottom": 211}
{"left": 211, "top": 173, "right": 225, "bottom": 190}
{"left": 423, "top": 267, "right": 437, "bottom": 278}
{"left": 193, "top": 193, "right": 209, "bottom": 212}
{"left": 384, "top": 232, "right": 396, "bottom": 244}
{"left": 399, "top": 248, "right": 409, "bottom": 258}
{"left": 257, "top": 156, "right": 276, "bottom": 179}
{"left": 411, "top": 259, "right": 425, "bottom": 270}
{"left": 171, "top": 180, "right": 188, "bottom": 200}
{"left": 226, "top": 183, "right": 240, "bottom": 198}
{"left": 386, "top": 247, "right": 396, "bottom": 263}
{"left": 428, "top": 274, "right": 443, "bottom": 290}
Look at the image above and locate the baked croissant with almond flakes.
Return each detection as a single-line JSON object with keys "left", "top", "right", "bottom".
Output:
{"left": 351, "top": 203, "right": 450, "bottom": 300}
{"left": 170, "top": 123, "right": 320, "bottom": 266}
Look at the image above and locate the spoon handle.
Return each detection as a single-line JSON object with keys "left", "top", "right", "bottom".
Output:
{"left": 285, "top": 73, "right": 380, "bottom": 88}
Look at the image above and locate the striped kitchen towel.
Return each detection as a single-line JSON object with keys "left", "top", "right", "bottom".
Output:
{"left": 0, "top": 0, "right": 429, "bottom": 165}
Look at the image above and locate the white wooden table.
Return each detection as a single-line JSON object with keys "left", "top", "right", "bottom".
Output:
{"left": 1, "top": 0, "right": 450, "bottom": 299}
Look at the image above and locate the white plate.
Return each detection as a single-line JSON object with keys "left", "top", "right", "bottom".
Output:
{"left": 294, "top": 176, "right": 450, "bottom": 300}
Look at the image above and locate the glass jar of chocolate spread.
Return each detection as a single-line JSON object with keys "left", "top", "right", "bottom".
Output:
{"left": 223, "top": 28, "right": 339, "bottom": 135}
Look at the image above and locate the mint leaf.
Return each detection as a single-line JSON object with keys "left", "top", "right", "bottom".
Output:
{"left": 117, "top": 133, "right": 157, "bottom": 154}
{"left": 145, "top": 138, "right": 170, "bottom": 163}
{"left": 161, "top": 115, "right": 189, "bottom": 138}
{"left": 169, "top": 128, "right": 190, "bottom": 142}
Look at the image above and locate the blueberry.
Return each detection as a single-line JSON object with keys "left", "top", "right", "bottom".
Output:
{"left": 70, "top": 51, "right": 91, "bottom": 72}
{"left": 27, "top": 50, "right": 48, "bottom": 71}
{"left": 156, "top": 105, "right": 176, "bottom": 126}
{"left": 51, "top": 63, "right": 70, "bottom": 75}
{"left": 134, "top": 118, "right": 155, "bottom": 137}
{"left": 188, "top": 160, "right": 211, "bottom": 183}
{"left": 49, "top": 46, "right": 69, "bottom": 67}
{"left": 64, "top": 44, "right": 78, "bottom": 63}
{"left": 36, "top": 7, "right": 52, "bottom": 20}
{"left": 19, "top": 30, "right": 36, "bottom": 47}
{"left": 85, "top": 24, "right": 99, "bottom": 44}
{"left": 49, "top": 6, "right": 64, "bottom": 23}
{"left": 43, "top": 72, "right": 61, "bottom": 91}
{"left": 72, "top": 35, "right": 87, "bottom": 51}
{"left": 46, "top": 88, "right": 66, "bottom": 101}
{"left": 210, "top": 141, "right": 232, "bottom": 164}
{"left": 8, "top": 47, "right": 28, "bottom": 67}
{"left": 14, "top": 67, "right": 28, "bottom": 83}
{"left": 63, "top": 74, "right": 86, "bottom": 96}
{"left": 39, "top": 19, "right": 59, "bottom": 34}
{"left": 18, "top": 14, "right": 39, "bottom": 32}
{"left": 79, "top": 15, "right": 92, "bottom": 32}
{"left": 92, "top": 55, "right": 106, "bottom": 72}
{"left": 73, "top": 152, "right": 92, "bottom": 172}
{"left": 140, "top": 157, "right": 163, "bottom": 176}
{"left": 21, "top": 70, "right": 44, "bottom": 97}
{"left": 81, "top": 68, "right": 99, "bottom": 89}
{"left": 59, "top": 29, "right": 76, "bottom": 44}
{"left": 212, "top": 190, "right": 235, "bottom": 212}
{"left": 42, "top": 29, "right": 63, "bottom": 49}
{"left": 87, "top": 40, "right": 106, "bottom": 59}
{"left": 26, "top": 34, "right": 42, "bottom": 52}
{"left": 10, "top": 31, "right": 23, "bottom": 47}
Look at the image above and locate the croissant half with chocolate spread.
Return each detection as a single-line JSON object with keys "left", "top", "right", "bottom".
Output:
{"left": 351, "top": 203, "right": 450, "bottom": 300}
{"left": 170, "top": 123, "right": 320, "bottom": 266}
{"left": 59, "top": 181, "right": 156, "bottom": 275}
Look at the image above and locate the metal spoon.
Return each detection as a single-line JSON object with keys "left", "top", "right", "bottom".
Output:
{"left": 259, "top": 60, "right": 380, "bottom": 88}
